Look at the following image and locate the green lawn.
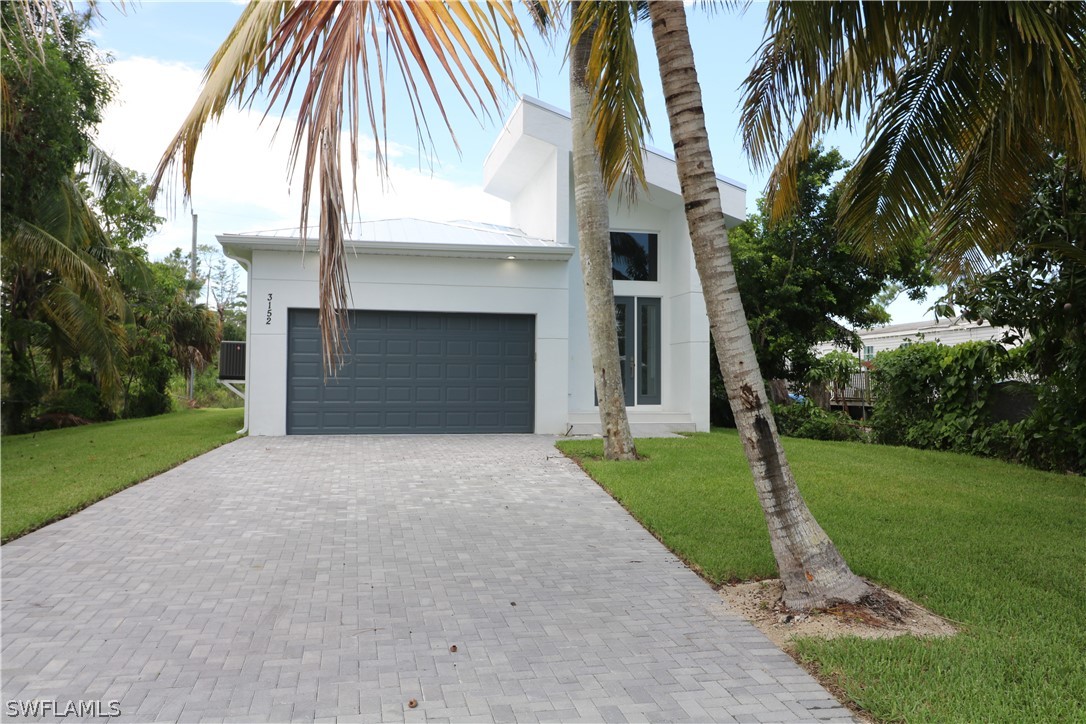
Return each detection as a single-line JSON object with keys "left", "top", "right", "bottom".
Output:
{"left": 2, "top": 408, "right": 244, "bottom": 542}
{"left": 558, "top": 430, "right": 1085, "bottom": 723}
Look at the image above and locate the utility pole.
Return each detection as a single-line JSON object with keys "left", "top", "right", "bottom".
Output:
{"left": 188, "top": 212, "right": 198, "bottom": 402}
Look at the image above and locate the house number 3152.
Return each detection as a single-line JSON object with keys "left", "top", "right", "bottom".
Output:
{"left": 265, "top": 293, "right": 273, "bottom": 325}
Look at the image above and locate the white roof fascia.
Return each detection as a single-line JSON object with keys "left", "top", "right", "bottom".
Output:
{"left": 217, "top": 234, "right": 572, "bottom": 263}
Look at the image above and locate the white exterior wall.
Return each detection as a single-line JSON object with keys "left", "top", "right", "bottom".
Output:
{"left": 559, "top": 178, "right": 712, "bottom": 433}
{"left": 245, "top": 249, "right": 570, "bottom": 436}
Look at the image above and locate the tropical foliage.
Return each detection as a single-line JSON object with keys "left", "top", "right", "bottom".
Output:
{"left": 1, "top": 5, "right": 224, "bottom": 432}
{"left": 729, "top": 145, "right": 930, "bottom": 380}
{"left": 741, "top": 1, "right": 1086, "bottom": 276}
{"left": 1, "top": 4, "right": 125, "bottom": 432}
{"left": 934, "top": 156, "right": 1086, "bottom": 473}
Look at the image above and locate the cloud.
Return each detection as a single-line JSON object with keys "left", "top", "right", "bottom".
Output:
{"left": 93, "top": 55, "right": 510, "bottom": 260}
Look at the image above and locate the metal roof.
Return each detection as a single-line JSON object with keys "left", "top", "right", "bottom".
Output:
{"left": 232, "top": 218, "right": 560, "bottom": 247}
{"left": 218, "top": 218, "right": 572, "bottom": 263}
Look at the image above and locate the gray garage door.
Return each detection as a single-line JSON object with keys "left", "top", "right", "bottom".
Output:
{"left": 287, "top": 309, "right": 534, "bottom": 434}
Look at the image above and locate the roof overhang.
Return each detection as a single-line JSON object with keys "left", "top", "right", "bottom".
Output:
{"left": 484, "top": 96, "right": 748, "bottom": 228}
{"left": 218, "top": 234, "right": 573, "bottom": 264}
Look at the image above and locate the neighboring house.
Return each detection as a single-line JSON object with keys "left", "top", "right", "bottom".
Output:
{"left": 219, "top": 97, "right": 746, "bottom": 436}
{"left": 813, "top": 316, "right": 1011, "bottom": 362}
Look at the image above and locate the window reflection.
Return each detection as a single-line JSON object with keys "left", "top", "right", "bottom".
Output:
{"left": 610, "top": 232, "right": 658, "bottom": 281}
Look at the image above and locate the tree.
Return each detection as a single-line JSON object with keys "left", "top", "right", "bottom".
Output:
{"left": 568, "top": 1, "right": 643, "bottom": 460}
{"left": 740, "top": 2, "right": 1086, "bottom": 277}
{"left": 648, "top": 0, "right": 871, "bottom": 610}
{"left": 730, "top": 146, "right": 930, "bottom": 380}
{"left": 121, "top": 254, "right": 220, "bottom": 418}
{"left": 0, "top": 4, "right": 132, "bottom": 432}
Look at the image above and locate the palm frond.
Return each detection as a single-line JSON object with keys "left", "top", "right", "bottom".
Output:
{"left": 81, "top": 141, "right": 133, "bottom": 200}
{"left": 39, "top": 280, "right": 127, "bottom": 398}
{"left": 152, "top": 1, "right": 531, "bottom": 373}
{"left": 571, "top": 0, "right": 649, "bottom": 197}
{"left": 741, "top": 1, "right": 1086, "bottom": 278}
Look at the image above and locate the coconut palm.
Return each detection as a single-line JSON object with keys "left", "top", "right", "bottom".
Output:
{"left": 150, "top": 1, "right": 534, "bottom": 370}
{"left": 647, "top": 0, "right": 871, "bottom": 610}
{"left": 740, "top": 1, "right": 1086, "bottom": 277}
{"left": 567, "top": 0, "right": 649, "bottom": 460}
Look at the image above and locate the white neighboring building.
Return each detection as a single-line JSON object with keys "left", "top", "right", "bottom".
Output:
{"left": 813, "top": 316, "right": 1010, "bottom": 362}
{"left": 219, "top": 97, "right": 747, "bottom": 436}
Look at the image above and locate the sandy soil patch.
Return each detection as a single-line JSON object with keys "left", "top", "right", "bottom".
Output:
{"left": 720, "top": 578, "right": 958, "bottom": 651}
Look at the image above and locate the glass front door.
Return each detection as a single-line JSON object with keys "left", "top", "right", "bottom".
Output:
{"left": 615, "top": 297, "right": 635, "bottom": 406}
{"left": 610, "top": 296, "right": 659, "bottom": 406}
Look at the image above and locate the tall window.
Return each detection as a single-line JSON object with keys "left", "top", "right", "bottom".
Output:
{"left": 610, "top": 232, "right": 658, "bottom": 281}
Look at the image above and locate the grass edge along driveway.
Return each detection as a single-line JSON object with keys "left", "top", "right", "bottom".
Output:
{"left": 557, "top": 430, "right": 1085, "bottom": 723}
{"left": 2, "top": 408, "right": 244, "bottom": 542}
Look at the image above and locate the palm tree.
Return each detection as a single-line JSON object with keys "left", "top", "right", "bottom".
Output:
{"left": 740, "top": 2, "right": 1086, "bottom": 277}
{"left": 648, "top": 0, "right": 871, "bottom": 610}
{"left": 2, "top": 173, "right": 134, "bottom": 431}
{"left": 150, "top": 1, "right": 533, "bottom": 371}
{"left": 567, "top": 0, "right": 648, "bottom": 460}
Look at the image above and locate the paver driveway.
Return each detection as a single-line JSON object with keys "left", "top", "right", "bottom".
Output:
{"left": 1, "top": 436, "right": 853, "bottom": 723}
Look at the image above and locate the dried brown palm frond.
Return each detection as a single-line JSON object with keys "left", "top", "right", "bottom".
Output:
{"left": 151, "top": 1, "right": 533, "bottom": 373}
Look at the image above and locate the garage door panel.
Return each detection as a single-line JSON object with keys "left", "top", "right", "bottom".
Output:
{"left": 416, "top": 386, "right": 442, "bottom": 402}
{"left": 292, "top": 337, "right": 321, "bottom": 354}
{"left": 416, "top": 363, "right": 441, "bottom": 379}
{"left": 447, "top": 386, "right": 471, "bottom": 403}
{"left": 505, "top": 387, "right": 531, "bottom": 403}
{"left": 476, "top": 364, "right": 500, "bottom": 380}
{"left": 355, "top": 386, "right": 381, "bottom": 402}
{"left": 386, "top": 386, "right": 412, "bottom": 402}
{"left": 385, "top": 362, "right": 412, "bottom": 378}
{"left": 446, "top": 364, "right": 471, "bottom": 379}
{"left": 287, "top": 309, "right": 533, "bottom": 434}
{"left": 447, "top": 340, "right": 472, "bottom": 356}
{"left": 355, "top": 339, "right": 382, "bottom": 355}
{"left": 505, "top": 363, "right": 531, "bottom": 380}
{"left": 476, "top": 340, "right": 501, "bottom": 357}
{"left": 417, "top": 340, "right": 442, "bottom": 356}
{"left": 476, "top": 386, "right": 500, "bottom": 403}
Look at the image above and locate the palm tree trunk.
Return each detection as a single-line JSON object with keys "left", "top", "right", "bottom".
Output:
{"left": 648, "top": 0, "right": 870, "bottom": 610}
{"left": 570, "top": 3, "right": 637, "bottom": 461}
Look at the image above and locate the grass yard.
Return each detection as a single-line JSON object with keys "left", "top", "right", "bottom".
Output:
{"left": 558, "top": 430, "right": 1085, "bottom": 723}
{"left": 2, "top": 408, "right": 244, "bottom": 542}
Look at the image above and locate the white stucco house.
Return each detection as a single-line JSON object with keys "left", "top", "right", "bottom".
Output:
{"left": 219, "top": 97, "right": 746, "bottom": 436}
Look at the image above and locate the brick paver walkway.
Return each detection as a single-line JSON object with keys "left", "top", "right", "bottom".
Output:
{"left": 1, "top": 436, "right": 853, "bottom": 723}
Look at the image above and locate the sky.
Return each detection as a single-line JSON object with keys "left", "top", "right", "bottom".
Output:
{"left": 87, "top": 1, "right": 940, "bottom": 323}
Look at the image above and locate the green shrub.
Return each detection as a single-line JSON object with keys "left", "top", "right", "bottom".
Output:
{"left": 40, "top": 381, "right": 112, "bottom": 423}
{"left": 869, "top": 341, "right": 944, "bottom": 447}
{"left": 867, "top": 340, "right": 1057, "bottom": 467}
{"left": 772, "top": 401, "right": 865, "bottom": 442}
